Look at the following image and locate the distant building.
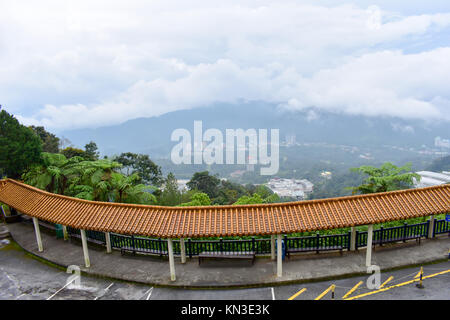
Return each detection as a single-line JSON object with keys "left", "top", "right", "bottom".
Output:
{"left": 414, "top": 171, "right": 450, "bottom": 188}
{"left": 284, "top": 134, "right": 296, "bottom": 146}
{"left": 230, "top": 170, "right": 246, "bottom": 178}
{"left": 434, "top": 136, "right": 450, "bottom": 149}
{"left": 359, "top": 153, "right": 373, "bottom": 160}
{"left": 320, "top": 171, "right": 332, "bottom": 179}
{"left": 266, "top": 178, "right": 314, "bottom": 200}
{"left": 177, "top": 179, "right": 189, "bottom": 191}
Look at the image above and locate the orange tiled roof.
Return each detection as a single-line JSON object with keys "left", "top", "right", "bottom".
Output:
{"left": 0, "top": 178, "right": 448, "bottom": 238}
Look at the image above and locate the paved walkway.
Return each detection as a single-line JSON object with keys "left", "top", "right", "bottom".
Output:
{"left": 6, "top": 222, "right": 450, "bottom": 288}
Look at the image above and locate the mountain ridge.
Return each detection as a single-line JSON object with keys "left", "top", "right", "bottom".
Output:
{"left": 61, "top": 102, "right": 450, "bottom": 157}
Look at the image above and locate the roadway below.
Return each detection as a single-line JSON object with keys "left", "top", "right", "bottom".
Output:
{"left": 1, "top": 238, "right": 448, "bottom": 300}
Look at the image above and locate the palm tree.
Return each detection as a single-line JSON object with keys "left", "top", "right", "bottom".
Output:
{"left": 349, "top": 162, "right": 421, "bottom": 194}
{"left": 22, "top": 153, "right": 82, "bottom": 194}
{"left": 23, "top": 154, "right": 156, "bottom": 205}
{"left": 110, "top": 172, "right": 157, "bottom": 204}
{"left": 66, "top": 159, "right": 122, "bottom": 201}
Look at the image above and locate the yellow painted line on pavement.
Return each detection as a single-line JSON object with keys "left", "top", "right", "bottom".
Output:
{"left": 288, "top": 288, "right": 307, "bottom": 300}
{"left": 315, "top": 284, "right": 335, "bottom": 300}
{"left": 414, "top": 270, "right": 421, "bottom": 279}
{"left": 342, "top": 281, "right": 363, "bottom": 299}
{"left": 345, "top": 269, "right": 450, "bottom": 300}
{"left": 379, "top": 276, "right": 394, "bottom": 289}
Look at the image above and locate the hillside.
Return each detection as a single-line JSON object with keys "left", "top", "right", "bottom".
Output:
{"left": 62, "top": 102, "right": 450, "bottom": 158}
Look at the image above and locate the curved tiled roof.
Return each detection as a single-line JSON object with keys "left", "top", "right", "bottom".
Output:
{"left": 0, "top": 179, "right": 448, "bottom": 238}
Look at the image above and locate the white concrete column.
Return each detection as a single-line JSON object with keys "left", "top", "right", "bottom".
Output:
{"left": 428, "top": 215, "right": 435, "bottom": 238}
{"left": 350, "top": 226, "right": 356, "bottom": 251}
{"left": 32, "top": 217, "right": 43, "bottom": 252}
{"left": 167, "top": 238, "right": 176, "bottom": 281}
{"left": 366, "top": 225, "right": 374, "bottom": 267}
{"left": 271, "top": 235, "right": 276, "bottom": 260}
{"left": 80, "top": 229, "right": 90, "bottom": 268}
{"left": 62, "top": 225, "right": 68, "bottom": 241}
{"left": 105, "top": 232, "right": 112, "bottom": 253}
{"left": 277, "top": 234, "right": 283, "bottom": 278}
{"left": 180, "top": 238, "right": 186, "bottom": 264}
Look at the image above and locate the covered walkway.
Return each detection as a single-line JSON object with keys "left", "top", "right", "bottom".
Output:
{"left": 0, "top": 179, "right": 449, "bottom": 281}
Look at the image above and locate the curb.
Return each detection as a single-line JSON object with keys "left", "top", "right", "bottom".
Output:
{"left": 0, "top": 225, "right": 10, "bottom": 239}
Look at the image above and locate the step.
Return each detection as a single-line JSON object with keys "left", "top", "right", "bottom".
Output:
{"left": 0, "top": 224, "right": 10, "bottom": 239}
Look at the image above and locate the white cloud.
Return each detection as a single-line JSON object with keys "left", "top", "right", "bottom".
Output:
{"left": 1, "top": 1, "right": 450, "bottom": 130}
{"left": 280, "top": 48, "right": 450, "bottom": 120}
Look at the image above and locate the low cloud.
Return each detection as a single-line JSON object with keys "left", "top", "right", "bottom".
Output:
{"left": 1, "top": 1, "right": 450, "bottom": 130}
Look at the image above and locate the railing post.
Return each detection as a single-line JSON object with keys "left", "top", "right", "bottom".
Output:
{"left": 316, "top": 232, "right": 320, "bottom": 254}
{"left": 403, "top": 222, "right": 408, "bottom": 242}
{"left": 270, "top": 235, "right": 276, "bottom": 260}
{"left": 158, "top": 238, "right": 163, "bottom": 257}
{"left": 252, "top": 237, "right": 256, "bottom": 253}
{"left": 283, "top": 235, "right": 288, "bottom": 255}
{"left": 131, "top": 235, "right": 136, "bottom": 254}
{"left": 379, "top": 226, "right": 384, "bottom": 246}
{"left": 355, "top": 230, "right": 359, "bottom": 251}
{"left": 219, "top": 237, "right": 223, "bottom": 252}
{"left": 32, "top": 217, "right": 43, "bottom": 252}
{"left": 347, "top": 231, "right": 352, "bottom": 251}
{"left": 188, "top": 238, "right": 192, "bottom": 259}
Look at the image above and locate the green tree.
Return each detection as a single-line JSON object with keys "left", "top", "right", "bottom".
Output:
{"left": 134, "top": 154, "right": 162, "bottom": 186}
{"left": 264, "top": 193, "right": 281, "bottom": 203}
{"left": 21, "top": 150, "right": 157, "bottom": 205}
{"left": 61, "top": 147, "right": 87, "bottom": 159}
{"left": 67, "top": 159, "right": 122, "bottom": 201}
{"left": 254, "top": 185, "right": 273, "bottom": 198}
{"left": 233, "top": 193, "right": 264, "bottom": 205}
{"left": 310, "top": 171, "right": 363, "bottom": 199}
{"left": 110, "top": 172, "right": 157, "bottom": 204}
{"left": 0, "top": 108, "right": 43, "bottom": 178}
{"left": 213, "top": 180, "right": 249, "bottom": 204}
{"left": 187, "top": 171, "right": 220, "bottom": 198}
{"left": 233, "top": 192, "right": 280, "bottom": 205}
{"left": 159, "top": 173, "right": 182, "bottom": 206}
{"left": 179, "top": 192, "right": 211, "bottom": 206}
{"left": 114, "top": 152, "right": 162, "bottom": 185}
{"left": 84, "top": 141, "right": 99, "bottom": 161}
{"left": 349, "top": 162, "right": 420, "bottom": 195}
{"left": 22, "top": 152, "right": 82, "bottom": 194}
{"left": 29, "top": 126, "right": 60, "bottom": 153}
{"left": 114, "top": 152, "right": 137, "bottom": 175}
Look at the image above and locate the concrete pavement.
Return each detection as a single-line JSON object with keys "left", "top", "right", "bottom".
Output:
{"left": 1, "top": 239, "right": 449, "bottom": 300}
{"left": 6, "top": 222, "right": 450, "bottom": 288}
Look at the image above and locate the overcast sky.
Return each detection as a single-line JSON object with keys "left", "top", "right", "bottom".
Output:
{"left": 1, "top": 0, "right": 450, "bottom": 132}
